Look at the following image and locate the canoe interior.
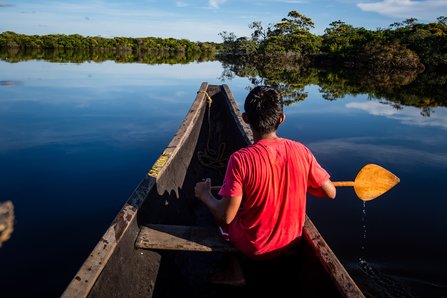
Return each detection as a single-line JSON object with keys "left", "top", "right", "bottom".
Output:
{"left": 137, "top": 84, "right": 249, "bottom": 227}
{"left": 64, "top": 83, "right": 357, "bottom": 298}
{"left": 136, "top": 83, "right": 342, "bottom": 297}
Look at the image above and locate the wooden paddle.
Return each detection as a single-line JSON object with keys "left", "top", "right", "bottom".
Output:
{"left": 333, "top": 164, "right": 400, "bottom": 201}
{"left": 210, "top": 164, "right": 400, "bottom": 201}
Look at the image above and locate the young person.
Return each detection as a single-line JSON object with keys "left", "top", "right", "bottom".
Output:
{"left": 194, "top": 86, "right": 335, "bottom": 279}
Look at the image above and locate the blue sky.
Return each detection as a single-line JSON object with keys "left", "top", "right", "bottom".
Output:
{"left": 0, "top": 0, "right": 446, "bottom": 42}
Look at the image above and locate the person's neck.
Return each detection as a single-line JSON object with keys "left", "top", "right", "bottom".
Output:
{"left": 252, "top": 131, "right": 279, "bottom": 143}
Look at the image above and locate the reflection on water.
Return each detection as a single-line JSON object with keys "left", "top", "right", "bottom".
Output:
{"left": 0, "top": 55, "right": 446, "bottom": 297}
{"left": 0, "top": 80, "right": 22, "bottom": 86}
{"left": 359, "top": 258, "right": 415, "bottom": 298}
{"left": 346, "top": 101, "right": 447, "bottom": 130}
{"left": 0, "top": 47, "right": 217, "bottom": 65}
{"left": 361, "top": 201, "right": 367, "bottom": 258}
{"left": 357, "top": 202, "right": 413, "bottom": 297}
{"left": 307, "top": 138, "right": 447, "bottom": 169}
{"left": 219, "top": 55, "right": 447, "bottom": 118}
{"left": 0, "top": 200, "right": 14, "bottom": 247}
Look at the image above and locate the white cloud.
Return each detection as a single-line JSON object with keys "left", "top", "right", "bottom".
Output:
{"left": 0, "top": 8, "right": 250, "bottom": 41}
{"left": 357, "top": 0, "right": 447, "bottom": 20}
{"left": 253, "top": 0, "right": 306, "bottom": 4}
{"left": 176, "top": 1, "right": 188, "bottom": 7}
{"left": 209, "top": 0, "right": 226, "bottom": 9}
{"left": 0, "top": 0, "right": 255, "bottom": 41}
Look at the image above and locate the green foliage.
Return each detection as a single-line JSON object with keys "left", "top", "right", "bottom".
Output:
{"left": 218, "top": 11, "right": 447, "bottom": 71}
{"left": 218, "top": 31, "right": 238, "bottom": 54}
{"left": 356, "top": 40, "right": 424, "bottom": 71}
{"left": 374, "top": 17, "right": 447, "bottom": 68}
{"left": 321, "top": 21, "right": 374, "bottom": 58}
{"left": 263, "top": 10, "right": 320, "bottom": 56}
{"left": 219, "top": 52, "right": 319, "bottom": 104}
{"left": 0, "top": 47, "right": 216, "bottom": 64}
{"left": 0, "top": 32, "right": 220, "bottom": 63}
{"left": 216, "top": 8, "right": 447, "bottom": 114}
{"left": 318, "top": 67, "right": 447, "bottom": 116}
{"left": 221, "top": 51, "right": 447, "bottom": 113}
{"left": 218, "top": 10, "right": 321, "bottom": 68}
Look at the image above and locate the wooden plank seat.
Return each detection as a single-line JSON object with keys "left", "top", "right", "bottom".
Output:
{"left": 135, "top": 224, "right": 237, "bottom": 252}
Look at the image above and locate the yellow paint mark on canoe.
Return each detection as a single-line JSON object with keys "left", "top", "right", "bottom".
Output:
{"left": 148, "top": 151, "right": 173, "bottom": 177}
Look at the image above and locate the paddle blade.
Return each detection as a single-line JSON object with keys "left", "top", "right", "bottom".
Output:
{"left": 353, "top": 164, "right": 400, "bottom": 201}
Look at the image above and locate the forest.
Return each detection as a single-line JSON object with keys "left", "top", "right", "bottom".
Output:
{"left": 1, "top": 11, "right": 446, "bottom": 111}
{"left": 0, "top": 31, "right": 221, "bottom": 58}
{"left": 218, "top": 11, "right": 447, "bottom": 71}
{"left": 1, "top": 11, "right": 446, "bottom": 71}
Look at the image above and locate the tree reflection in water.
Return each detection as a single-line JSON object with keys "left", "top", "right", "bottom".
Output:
{"left": 219, "top": 57, "right": 447, "bottom": 117}
{"left": 2, "top": 48, "right": 446, "bottom": 116}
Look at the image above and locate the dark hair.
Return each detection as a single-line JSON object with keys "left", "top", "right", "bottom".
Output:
{"left": 244, "top": 86, "right": 283, "bottom": 134}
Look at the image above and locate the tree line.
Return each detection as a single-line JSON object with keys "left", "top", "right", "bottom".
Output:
{"left": 0, "top": 47, "right": 216, "bottom": 64}
{"left": 0, "top": 31, "right": 221, "bottom": 56}
{"left": 2, "top": 11, "right": 445, "bottom": 71}
{"left": 218, "top": 11, "right": 447, "bottom": 71}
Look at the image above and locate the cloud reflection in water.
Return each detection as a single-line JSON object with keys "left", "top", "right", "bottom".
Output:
{"left": 346, "top": 101, "right": 447, "bottom": 130}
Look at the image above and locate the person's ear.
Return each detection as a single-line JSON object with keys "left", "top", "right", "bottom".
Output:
{"left": 279, "top": 113, "right": 286, "bottom": 125}
{"left": 242, "top": 112, "right": 249, "bottom": 124}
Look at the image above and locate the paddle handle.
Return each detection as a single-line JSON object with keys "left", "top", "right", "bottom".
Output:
{"left": 333, "top": 181, "right": 355, "bottom": 187}
{"left": 211, "top": 181, "right": 355, "bottom": 191}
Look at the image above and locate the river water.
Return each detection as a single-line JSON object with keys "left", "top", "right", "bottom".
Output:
{"left": 0, "top": 60, "right": 446, "bottom": 297}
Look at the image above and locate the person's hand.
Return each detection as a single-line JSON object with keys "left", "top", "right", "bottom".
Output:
{"left": 195, "top": 178, "right": 211, "bottom": 202}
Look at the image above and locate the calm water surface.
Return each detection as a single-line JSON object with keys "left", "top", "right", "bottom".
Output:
{"left": 0, "top": 60, "right": 446, "bottom": 297}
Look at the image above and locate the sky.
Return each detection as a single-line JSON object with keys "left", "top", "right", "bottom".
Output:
{"left": 0, "top": 0, "right": 446, "bottom": 42}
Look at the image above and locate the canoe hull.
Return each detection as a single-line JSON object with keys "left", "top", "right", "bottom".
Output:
{"left": 62, "top": 83, "right": 363, "bottom": 298}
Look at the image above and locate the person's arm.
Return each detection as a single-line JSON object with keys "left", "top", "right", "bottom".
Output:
{"left": 307, "top": 179, "right": 336, "bottom": 199}
{"left": 194, "top": 178, "right": 242, "bottom": 225}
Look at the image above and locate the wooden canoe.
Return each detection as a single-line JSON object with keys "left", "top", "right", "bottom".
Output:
{"left": 62, "top": 82, "right": 364, "bottom": 298}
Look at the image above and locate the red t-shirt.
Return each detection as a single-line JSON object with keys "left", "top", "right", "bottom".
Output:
{"left": 218, "top": 138, "right": 330, "bottom": 259}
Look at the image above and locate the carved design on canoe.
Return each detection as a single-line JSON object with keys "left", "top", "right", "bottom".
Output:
{"left": 0, "top": 200, "right": 14, "bottom": 247}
